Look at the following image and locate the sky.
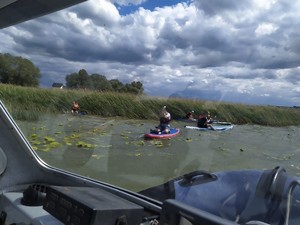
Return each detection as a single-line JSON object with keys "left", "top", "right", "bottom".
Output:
{"left": 0, "top": 0, "right": 299, "bottom": 107}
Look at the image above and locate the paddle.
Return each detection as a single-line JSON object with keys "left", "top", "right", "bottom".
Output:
{"left": 210, "top": 125, "right": 216, "bottom": 131}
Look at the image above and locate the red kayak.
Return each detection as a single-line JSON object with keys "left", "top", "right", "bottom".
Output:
{"left": 144, "top": 128, "right": 180, "bottom": 139}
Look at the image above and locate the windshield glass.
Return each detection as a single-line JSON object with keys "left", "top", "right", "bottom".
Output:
{"left": 1, "top": 0, "right": 300, "bottom": 223}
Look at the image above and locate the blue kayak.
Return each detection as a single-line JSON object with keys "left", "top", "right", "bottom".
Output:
{"left": 184, "top": 124, "right": 233, "bottom": 131}
{"left": 176, "top": 118, "right": 232, "bottom": 125}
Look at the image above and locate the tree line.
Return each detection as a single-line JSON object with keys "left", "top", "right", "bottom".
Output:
{"left": 0, "top": 53, "right": 144, "bottom": 94}
{"left": 65, "top": 69, "right": 144, "bottom": 94}
{"left": 0, "top": 53, "right": 40, "bottom": 87}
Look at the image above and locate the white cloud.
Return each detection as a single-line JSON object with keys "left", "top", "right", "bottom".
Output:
{"left": 111, "top": 0, "right": 147, "bottom": 6}
{"left": 255, "top": 23, "right": 278, "bottom": 37}
{"left": 253, "top": 0, "right": 277, "bottom": 10}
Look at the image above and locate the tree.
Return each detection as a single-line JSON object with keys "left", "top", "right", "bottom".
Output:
{"left": 130, "top": 81, "right": 144, "bottom": 94}
{"left": 64, "top": 69, "right": 144, "bottom": 94}
{"left": 109, "top": 79, "right": 124, "bottom": 92}
{"left": 65, "top": 72, "right": 80, "bottom": 88}
{"left": 78, "top": 69, "right": 89, "bottom": 88}
{"left": 88, "top": 74, "right": 112, "bottom": 91}
{"left": 0, "top": 53, "right": 40, "bottom": 87}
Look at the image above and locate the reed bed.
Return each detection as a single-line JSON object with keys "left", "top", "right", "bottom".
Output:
{"left": 0, "top": 84, "right": 299, "bottom": 126}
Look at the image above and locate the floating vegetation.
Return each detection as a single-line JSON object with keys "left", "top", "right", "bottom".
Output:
{"left": 39, "top": 126, "right": 46, "bottom": 130}
{"left": 48, "top": 142, "right": 61, "bottom": 148}
{"left": 135, "top": 140, "right": 145, "bottom": 146}
{"left": 31, "top": 134, "right": 38, "bottom": 139}
{"left": 40, "top": 146, "right": 51, "bottom": 152}
{"left": 32, "top": 140, "right": 41, "bottom": 145}
{"left": 120, "top": 134, "right": 129, "bottom": 139}
{"left": 186, "top": 138, "right": 192, "bottom": 142}
{"left": 76, "top": 141, "right": 95, "bottom": 148}
{"left": 154, "top": 141, "right": 164, "bottom": 147}
{"left": 70, "top": 133, "right": 80, "bottom": 139}
{"left": 44, "top": 136, "right": 55, "bottom": 143}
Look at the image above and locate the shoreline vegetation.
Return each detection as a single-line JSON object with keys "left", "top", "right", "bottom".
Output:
{"left": 0, "top": 84, "right": 299, "bottom": 126}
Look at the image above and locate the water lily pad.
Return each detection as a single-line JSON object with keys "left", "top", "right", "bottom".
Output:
{"left": 154, "top": 141, "right": 164, "bottom": 147}
{"left": 76, "top": 141, "right": 94, "bottom": 148}
{"left": 31, "top": 133, "right": 38, "bottom": 138}
{"left": 48, "top": 142, "right": 61, "bottom": 148}
{"left": 32, "top": 140, "right": 41, "bottom": 145}
{"left": 134, "top": 140, "right": 145, "bottom": 146}
{"left": 44, "top": 136, "right": 55, "bottom": 142}
{"left": 71, "top": 133, "right": 80, "bottom": 139}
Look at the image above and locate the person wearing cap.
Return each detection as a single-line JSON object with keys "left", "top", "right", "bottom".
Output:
{"left": 151, "top": 106, "right": 171, "bottom": 134}
{"left": 197, "top": 111, "right": 215, "bottom": 130}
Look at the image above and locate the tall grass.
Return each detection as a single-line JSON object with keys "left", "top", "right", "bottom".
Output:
{"left": 0, "top": 84, "right": 299, "bottom": 126}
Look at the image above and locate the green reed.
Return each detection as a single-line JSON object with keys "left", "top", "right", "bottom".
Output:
{"left": 0, "top": 84, "right": 299, "bottom": 126}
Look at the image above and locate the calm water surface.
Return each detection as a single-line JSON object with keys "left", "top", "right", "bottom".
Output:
{"left": 17, "top": 114, "right": 300, "bottom": 192}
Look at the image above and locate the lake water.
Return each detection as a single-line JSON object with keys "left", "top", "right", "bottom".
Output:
{"left": 17, "top": 114, "right": 300, "bottom": 192}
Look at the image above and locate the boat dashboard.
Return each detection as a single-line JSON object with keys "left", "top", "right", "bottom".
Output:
{"left": 0, "top": 184, "right": 146, "bottom": 225}
{"left": 0, "top": 183, "right": 237, "bottom": 225}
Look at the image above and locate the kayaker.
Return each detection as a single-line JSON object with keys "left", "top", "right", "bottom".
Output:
{"left": 197, "top": 111, "right": 215, "bottom": 130}
{"left": 151, "top": 106, "right": 171, "bottom": 134}
{"left": 71, "top": 100, "right": 80, "bottom": 113}
{"left": 185, "top": 110, "right": 196, "bottom": 121}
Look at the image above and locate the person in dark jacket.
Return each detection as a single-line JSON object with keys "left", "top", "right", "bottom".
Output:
{"left": 197, "top": 111, "right": 215, "bottom": 130}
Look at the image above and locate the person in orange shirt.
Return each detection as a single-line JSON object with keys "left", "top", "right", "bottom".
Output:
{"left": 71, "top": 100, "right": 79, "bottom": 113}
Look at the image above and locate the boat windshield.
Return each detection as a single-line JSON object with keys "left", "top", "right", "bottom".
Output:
{"left": 1, "top": 0, "right": 300, "bottom": 224}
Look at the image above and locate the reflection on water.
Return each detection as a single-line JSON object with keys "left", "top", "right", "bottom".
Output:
{"left": 17, "top": 114, "right": 300, "bottom": 192}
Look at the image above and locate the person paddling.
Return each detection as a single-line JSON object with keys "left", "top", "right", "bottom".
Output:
{"left": 71, "top": 100, "right": 79, "bottom": 113}
{"left": 197, "top": 111, "right": 215, "bottom": 130}
{"left": 185, "top": 110, "right": 196, "bottom": 121}
{"left": 151, "top": 106, "right": 171, "bottom": 134}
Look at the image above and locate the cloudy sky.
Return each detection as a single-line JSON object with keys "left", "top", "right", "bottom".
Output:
{"left": 0, "top": 0, "right": 299, "bottom": 106}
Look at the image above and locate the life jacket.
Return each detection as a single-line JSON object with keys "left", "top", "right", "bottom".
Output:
{"left": 72, "top": 103, "right": 79, "bottom": 110}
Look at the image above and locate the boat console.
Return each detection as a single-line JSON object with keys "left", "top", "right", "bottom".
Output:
{"left": 0, "top": 184, "right": 146, "bottom": 225}
{"left": 0, "top": 183, "right": 239, "bottom": 225}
